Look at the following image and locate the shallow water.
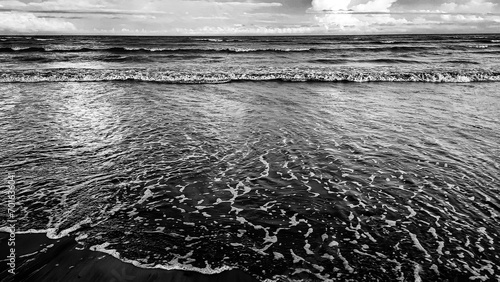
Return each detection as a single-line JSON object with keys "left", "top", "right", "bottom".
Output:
{"left": 1, "top": 81, "right": 499, "bottom": 281}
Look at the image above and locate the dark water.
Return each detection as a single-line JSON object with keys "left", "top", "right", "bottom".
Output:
{"left": 1, "top": 35, "right": 500, "bottom": 281}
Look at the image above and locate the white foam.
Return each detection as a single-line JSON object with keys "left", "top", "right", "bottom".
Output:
{"left": 322, "top": 253, "right": 335, "bottom": 260}
{"left": 273, "top": 252, "right": 285, "bottom": 260}
{"left": 75, "top": 233, "right": 89, "bottom": 241}
{"left": 312, "top": 264, "right": 325, "bottom": 272}
{"left": 428, "top": 227, "right": 438, "bottom": 239}
{"left": 290, "top": 249, "right": 305, "bottom": 263}
{"left": 337, "top": 250, "right": 354, "bottom": 273}
{"left": 90, "top": 241, "right": 235, "bottom": 274}
{"left": 477, "top": 227, "right": 495, "bottom": 244}
{"left": 304, "top": 242, "right": 314, "bottom": 255}
{"left": 289, "top": 213, "right": 307, "bottom": 227}
{"left": 430, "top": 264, "right": 440, "bottom": 275}
{"left": 32, "top": 218, "right": 93, "bottom": 239}
{"left": 408, "top": 231, "right": 430, "bottom": 257}
{"left": 137, "top": 188, "right": 154, "bottom": 204}
{"left": 353, "top": 249, "right": 376, "bottom": 259}
{"left": 328, "top": 240, "right": 339, "bottom": 247}
{"left": 0, "top": 226, "right": 14, "bottom": 233}
{"left": 388, "top": 259, "right": 405, "bottom": 282}
{"left": 321, "top": 233, "right": 328, "bottom": 241}
{"left": 4, "top": 69, "right": 500, "bottom": 83}
{"left": 436, "top": 241, "right": 445, "bottom": 255}
{"left": 304, "top": 228, "right": 313, "bottom": 238}
{"left": 385, "top": 220, "right": 397, "bottom": 227}
{"left": 406, "top": 206, "right": 417, "bottom": 218}
{"left": 364, "top": 232, "right": 377, "bottom": 243}
{"left": 413, "top": 263, "right": 423, "bottom": 282}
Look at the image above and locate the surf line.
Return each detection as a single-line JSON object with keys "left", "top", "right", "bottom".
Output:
{"left": 5, "top": 172, "right": 16, "bottom": 275}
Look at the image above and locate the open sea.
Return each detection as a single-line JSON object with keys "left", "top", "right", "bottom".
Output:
{"left": 1, "top": 34, "right": 500, "bottom": 281}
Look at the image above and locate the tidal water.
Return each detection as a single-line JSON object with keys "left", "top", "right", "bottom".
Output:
{"left": 1, "top": 35, "right": 500, "bottom": 281}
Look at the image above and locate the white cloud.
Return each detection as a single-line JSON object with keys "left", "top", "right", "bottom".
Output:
{"left": 170, "top": 24, "right": 319, "bottom": 35}
{"left": 352, "top": 0, "right": 398, "bottom": 12}
{"left": 441, "top": 14, "right": 486, "bottom": 22}
{"left": 27, "top": 0, "right": 105, "bottom": 10}
{"left": 0, "top": 11, "right": 76, "bottom": 33}
{"left": 310, "top": 0, "right": 352, "bottom": 11}
{"left": 315, "top": 13, "right": 361, "bottom": 29}
{"left": 0, "top": 0, "right": 27, "bottom": 8}
{"left": 439, "top": 0, "right": 497, "bottom": 13}
{"left": 1, "top": 0, "right": 500, "bottom": 34}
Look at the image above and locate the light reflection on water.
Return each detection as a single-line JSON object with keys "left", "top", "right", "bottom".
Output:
{"left": 51, "top": 83, "right": 124, "bottom": 150}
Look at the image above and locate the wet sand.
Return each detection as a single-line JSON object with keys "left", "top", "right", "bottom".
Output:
{"left": 0, "top": 232, "right": 259, "bottom": 282}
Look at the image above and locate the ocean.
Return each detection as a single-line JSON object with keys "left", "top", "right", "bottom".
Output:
{"left": 1, "top": 34, "right": 499, "bottom": 281}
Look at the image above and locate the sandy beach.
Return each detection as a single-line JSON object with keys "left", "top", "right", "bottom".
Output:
{"left": 0, "top": 232, "right": 259, "bottom": 282}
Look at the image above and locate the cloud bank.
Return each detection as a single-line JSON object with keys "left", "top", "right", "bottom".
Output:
{"left": 0, "top": 11, "right": 76, "bottom": 33}
{"left": 0, "top": 0, "right": 499, "bottom": 34}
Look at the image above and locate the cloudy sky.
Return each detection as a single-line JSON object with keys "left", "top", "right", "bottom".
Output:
{"left": 0, "top": 0, "right": 499, "bottom": 35}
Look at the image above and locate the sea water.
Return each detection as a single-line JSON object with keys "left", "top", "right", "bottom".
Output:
{"left": 1, "top": 34, "right": 499, "bottom": 281}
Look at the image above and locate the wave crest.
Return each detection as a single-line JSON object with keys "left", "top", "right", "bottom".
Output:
{"left": 0, "top": 46, "right": 314, "bottom": 54}
{"left": 1, "top": 69, "right": 499, "bottom": 83}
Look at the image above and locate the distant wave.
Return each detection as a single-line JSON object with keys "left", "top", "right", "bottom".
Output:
{"left": 310, "top": 59, "right": 350, "bottom": 64}
{"left": 191, "top": 38, "right": 243, "bottom": 42}
{"left": 445, "top": 60, "right": 481, "bottom": 65}
{"left": 1, "top": 69, "right": 498, "bottom": 83}
{"left": 311, "top": 58, "right": 423, "bottom": 64}
{"left": 378, "top": 40, "right": 396, "bottom": 44}
{"left": 0, "top": 45, "right": 440, "bottom": 54}
{"left": 0, "top": 46, "right": 314, "bottom": 54}
{"left": 468, "top": 45, "right": 489, "bottom": 49}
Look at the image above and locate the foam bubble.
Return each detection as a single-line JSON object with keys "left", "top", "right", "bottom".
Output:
{"left": 2, "top": 69, "right": 499, "bottom": 83}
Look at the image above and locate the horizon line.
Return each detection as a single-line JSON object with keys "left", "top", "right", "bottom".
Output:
{"left": 1, "top": 32, "right": 500, "bottom": 37}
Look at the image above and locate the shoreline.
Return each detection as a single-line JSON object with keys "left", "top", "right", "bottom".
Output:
{"left": 0, "top": 232, "right": 259, "bottom": 282}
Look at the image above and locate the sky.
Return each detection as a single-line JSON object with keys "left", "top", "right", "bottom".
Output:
{"left": 0, "top": 0, "right": 499, "bottom": 35}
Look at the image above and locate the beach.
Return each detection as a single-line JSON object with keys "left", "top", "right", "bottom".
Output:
{"left": 1, "top": 35, "right": 500, "bottom": 281}
{"left": 0, "top": 231, "right": 258, "bottom": 282}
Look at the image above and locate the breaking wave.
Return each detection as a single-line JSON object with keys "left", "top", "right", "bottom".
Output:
{"left": 0, "top": 45, "right": 443, "bottom": 54}
{"left": 1, "top": 69, "right": 499, "bottom": 83}
{"left": 0, "top": 46, "right": 315, "bottom": 54}
{"left": 311, "top": 58, "right": 424, "bottom": 64}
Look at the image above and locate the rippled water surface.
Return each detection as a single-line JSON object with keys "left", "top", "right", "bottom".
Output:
{"left": 1, "top": 34, "right": 500, "bottom": 82}
{"left": 1, "top": 81, "right": 499, "bottom": 281}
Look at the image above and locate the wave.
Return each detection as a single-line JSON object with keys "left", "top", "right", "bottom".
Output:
{"left": 0, "top": 46, "right": 314, "bottom": 54}
{"left": 311, "top": 58, "right": 423, "bottom": 64}
{"left": 468, "top": 45, "right": 489, "bottom": 49}
{"left": 1, "top": 69, "right": 499, "bottom": 83}
{"left": 191, "top": 38, "right": 244, "bottom": 42}
{"left": 378, "top": 40, "right": 396, "bottom": 44}
{"left": 311, "top": 59, "right": 350, "bottom": 64}
{"left": 1, "top": 225, "right": 235, "bottom": 276}
{"left": 445, "top": 60, "right": 481, "bottom": 65}
{"left": 0, "top": 45, "right": 440, "bottom": 54}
